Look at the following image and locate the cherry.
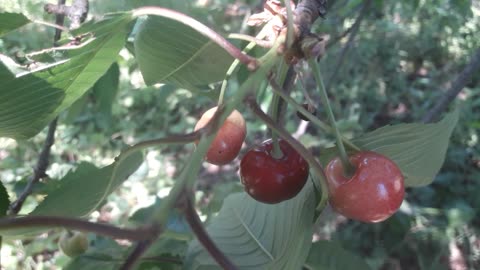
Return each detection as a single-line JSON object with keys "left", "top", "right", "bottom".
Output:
{"left": 325, "top": 151, "right": 405, "bottom": 223}
{"left": 194, "top": 106, "right": 246, "bottom": 165}
{"left": 59, "top": 231, "right": 89, "bottom": 257}
{"left": 239, "top": 139, "right": 309, "bottom": 204}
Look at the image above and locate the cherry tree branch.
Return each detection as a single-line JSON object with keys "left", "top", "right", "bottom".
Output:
{"left": 295, "top": 0, "right": 328, "bottom": 34}
{"left": 182, "top": 191, "right": 239, "bottom": 270}
{"left": 8, "top": 0, "right": 73, "bottom": 214}
{"left": 9, "top": 119, "right": 57, "bottom": 214}
{"left": 45, "top": 0, "right": 89, "bottom": 29}
{"left": 120, "top": 239, "right": 157, "bottom": 270}
{"left": 0, "top": 216, "right": 159, "bottom": 241}
{"left": 422, "top": 48, "right": 480, "bottom": 123}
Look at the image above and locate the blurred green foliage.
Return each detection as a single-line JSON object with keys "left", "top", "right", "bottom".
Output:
{"left": 0, "top": 0, "right": 479, "bottom": 269}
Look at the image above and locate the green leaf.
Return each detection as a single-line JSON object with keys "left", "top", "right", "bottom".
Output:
{"left": 0, "top": 151, "right": 143, "bottom": 236}
{"left": 320, "top": 110, "right": 459, "bottom": 187}
{"left": 92, "top": 62, "right": 120, "bottom": 129}
{"left": 0, "top": 63, "right": 11, "bottom": 81}
{"left": 134, "top": 16, "right": 234, "bottom": 91}
{"left": 303, "top": 241, "right": 372, "bottom": 270}
{"left": 185, "top": 181, "right": 316, "bottom": 270}
{"left": 31, "top": 151, "right": 143, "bottom": 217}
{"left": 0, "top": 13, "right": 133, "bottom": 140}
{"left": 0, "top": 12, "right": 30, "bottom": 37}
{"left": 0, "top": 183, "right": 10, "bottom": 217}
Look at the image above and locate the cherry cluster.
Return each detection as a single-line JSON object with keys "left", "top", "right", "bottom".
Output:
{"left": 195, "top": 106, "right": 405, "bottom": 223}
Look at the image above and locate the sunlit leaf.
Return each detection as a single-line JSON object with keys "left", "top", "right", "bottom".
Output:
{"left": 0, "top": 13, "right": 133, "bottom": 140}
{"left": 0, "top": 150, "right": 143, "bottom": 236}
{"left": 0, "top": 12, "right": 30, "bottom": 36}
{"left": 134, "top": 16, "right": 234, "bottom": 91}
{"left": 185, "top": 181, "right": 316, "bottom": 270}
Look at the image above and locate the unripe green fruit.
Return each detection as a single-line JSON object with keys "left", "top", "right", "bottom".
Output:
{"left": 59, "top": 231, "right": 89, "bottom": 257}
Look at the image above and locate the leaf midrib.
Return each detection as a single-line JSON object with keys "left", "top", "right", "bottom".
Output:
{"left": 231, "top": 206, "right": 275, "bottom": 261}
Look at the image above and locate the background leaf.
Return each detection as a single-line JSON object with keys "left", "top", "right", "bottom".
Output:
{"left": 0, "top": 13, "right": 133, "bottom": 140}
{"left": 134, "top": 16, "right": 234, "bottom": 91}
{"left": 91, "top": 62, "right": 120, "bottom": 129}
{"left": 320, "top": 110, "right": 459, "bottom": 187}
{"left": 303, "top": 240, "right": 372, "bottom": 270}
{"left": 185, "top": 181, "right": 316, "bottom": 270}
{"left": 0, "top": 12, "right": 30, "bottom": 37}
{"left": 0, "top": 150, "right": 143, "bottom": 236}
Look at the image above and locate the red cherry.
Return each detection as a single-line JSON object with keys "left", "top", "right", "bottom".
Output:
{"left": 194, "top": 106, "right": 246, "bottom": 165}
{"left": 325, "top": 151, "right": 405, "bottom": 223}
{"left": 239, "top": 139, "right": 309, "bottom": 204}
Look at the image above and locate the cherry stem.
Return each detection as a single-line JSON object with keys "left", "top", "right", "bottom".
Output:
{"left": 132, "top": 7, "right": 258, "bottom": 70}
{"left": 218, "top": 27, "right": 270, "bottom": 106}
{"left": 296, "top": 73, "right": 315, "bottom": 106}
{"left": 227, "top": 33, "right": 272, "bottom": 48}
{"left": 307, "top": 58, "right": 356, "bottom": 177}
{"left": 267, "top": 78, "right": 361, "bottom": 152}
{"left": 270, "top": 60, "right": 289, "bottom": 159}
{"left": 284, "top": 0, "right": 295, "bottom": 48}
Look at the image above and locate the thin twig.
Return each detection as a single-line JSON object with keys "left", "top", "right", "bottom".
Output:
{"left": 326, "top": 21, "right": 355, "bottom": 50}
{"left": 227, "top": 33, "right": 273, "bottom": 48}
{"left": 32, "top": 20, "right": 70, "bottom": 33}
{"left": 183, "top": 191, "right": 239, "bottom": 270}
{"left": 9, "top": 119, "right": 58, "bottom": 214}
{"left": 325, "top": 0, "right": 371, "bottom": 91}
{"left": 0, "top": 216, "right": 159, "bottom": 241}
{"left": 422, "top": 48, "right": 480, "bottom": 123}
{"left": 119, "top": 239, "right": 157, "bottom": 270}
{"left": 53, "top": 0, "right": 67, "bottom": 46}
{"left": 277, "top": 65, "right": 297, "bottom": 124}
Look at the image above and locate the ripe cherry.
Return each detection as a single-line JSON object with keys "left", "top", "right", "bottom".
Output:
{"left": 194, "top": 106, "right": 246, "bottom": 165}
{"left": 325, "top": 151, "right": 405, "bottom": 223}
{"left": 239, "top": 139, "right": 309, "bottom": 204}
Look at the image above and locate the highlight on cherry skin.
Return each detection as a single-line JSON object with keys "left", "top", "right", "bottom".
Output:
{"left": 239, "top": 139, "right": 310, "bottom": 204}
{"left": 325, "top": 151, "right": 405, "bottom": 223}
{"left": 194, "top": 106, "right": 247, "bottom": 165}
